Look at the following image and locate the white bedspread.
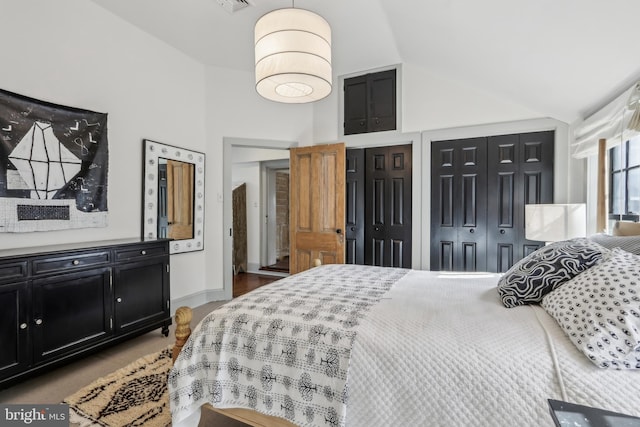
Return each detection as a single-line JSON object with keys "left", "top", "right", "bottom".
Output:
{"left": 346, "top": 270, "right": 640, "bottom": 426}
{"left": 172, "top": 267, "right": 640, "bottom": 427}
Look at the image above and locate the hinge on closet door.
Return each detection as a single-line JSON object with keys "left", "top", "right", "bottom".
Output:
{"left": 110, "top": 317, "right": 113, "bottom": 330}
{"left": 166, "top": 264, "right": 170, "bottom": 273}
{"left": 109, "top": 272, "right": 113, "bottom": 291}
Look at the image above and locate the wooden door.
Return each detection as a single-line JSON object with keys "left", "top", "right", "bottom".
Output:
{"left": 232, "top": 183, "right": 248, "bottom": 274}
{"left": 345, "top": 149, "right": 365, "bottom": 265}
{"left": 486, "top": 132, "right": 553, "bottom": 271}
{"left": 167, "top": 160, "right": 194, "bottom": 240}
{"left": 365, "top": 144, "right": 412, "bottom": 268}
{"left": 431, "top": 138, "right": 488, "bottom": 271}
{"left": 289, "top": 143, "right": 346, "bottom": 274}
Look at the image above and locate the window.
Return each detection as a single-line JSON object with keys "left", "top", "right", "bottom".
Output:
{"left": 609, "top": 135, "right": 640, "bottom": 222}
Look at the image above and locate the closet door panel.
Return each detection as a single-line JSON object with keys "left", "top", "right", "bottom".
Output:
{"left": 487, "top": 132, "right": 554, "bottom": 271}
{"left": 518, "top": 132, "right": 554, "bottom": 259}
{"left": 365, "top": 145, "right": 412, "bottom": 268}
{"left": 431, "top": 138, "right": 487, "bottom": 271}
{"left": 431, "top": 141, "right": 457, "bottom": 270}
{"left": 456, "top": 139, "right": 487, "bottom": 271}
{"left": 345, "top": 149, "right": 365, "bottom": 265}
{"left": 487, "top": 135, "right": 519, "bottom": 272}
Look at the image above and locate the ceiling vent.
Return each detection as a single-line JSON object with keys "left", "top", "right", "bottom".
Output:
{"left": 216, "top": 0, "right": 250, "bottom": 13}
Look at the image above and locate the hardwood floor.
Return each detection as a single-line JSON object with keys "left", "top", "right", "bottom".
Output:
{"left": 259, "top": 256, "right": 290, "bottom": 273}
{"left": 233, "top": 272, "right": 281, "bottom": 298}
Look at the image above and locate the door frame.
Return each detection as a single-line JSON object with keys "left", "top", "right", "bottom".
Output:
{"left": 223, "top": 138, "right": 297, "bottom": 300}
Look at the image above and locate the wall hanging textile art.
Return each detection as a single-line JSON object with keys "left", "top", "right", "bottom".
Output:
{"left": 0, "top": 89, "right": 108, "bottom": 232}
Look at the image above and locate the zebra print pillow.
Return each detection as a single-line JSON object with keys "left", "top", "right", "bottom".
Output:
{"left": 497, "top": 238, "right": 607, "bottom": 308}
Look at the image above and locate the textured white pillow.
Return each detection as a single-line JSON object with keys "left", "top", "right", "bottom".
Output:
{"left": 588, "top": 233, "right": 640, "bottom": 255}
{"left": 541, "top": 248, "right": 640, "bottom": 369}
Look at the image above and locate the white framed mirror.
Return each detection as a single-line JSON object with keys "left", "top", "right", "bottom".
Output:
{"left": 142, "top": 139, "right": 205, "bottom": 254}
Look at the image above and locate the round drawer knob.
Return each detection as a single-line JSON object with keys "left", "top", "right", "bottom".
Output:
{"left": 141, "top": 250, "right": 147, "bottom": 255}
{"left": 35, "top": 319, "right": 43, "bottom": 325}
{"left": 20, "top": 323, "right": 27, "bottom": 330}
{"left": 117, "top": 297, "right": 122, "bottom": 303}
{"left": 500, "top": 229, "right": 506, "bottom": 234}
{"left": 470, "top": 229, "right": 475, "bottom": 233}
{"left": 72, "top": 260, "right": 80, "bottom": 265}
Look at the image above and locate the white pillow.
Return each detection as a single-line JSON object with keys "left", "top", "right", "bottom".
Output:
{"left": 541, "top": 248, "right": 640, "bottom": 369}
{"left": 588, "top": 233, "right": 640, "bottom": 255}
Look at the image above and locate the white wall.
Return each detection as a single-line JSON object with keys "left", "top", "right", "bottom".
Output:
{"left": 0, "top": 0, "right": 207, "bottom": 303}
{"left": 312, "top": 62, "right": 545, "bottom": 143}
{"left": 205, "top": 66, "right": 314, "bottom": 296}
{"left": 311, "top": 61, "right": 584, "bottom": 271}
{"left": 2, "top": 2, "right": 587, "bottom": 306}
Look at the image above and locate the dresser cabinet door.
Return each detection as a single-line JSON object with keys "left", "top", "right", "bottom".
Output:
{"left": 113, "top": 257, "right": 169, "bottom": 334}
{"left": 32, "top": 267, "right": 112, "bottom": 364}
{"left": 0, "top": 281, "right": 29, "bottom": 379}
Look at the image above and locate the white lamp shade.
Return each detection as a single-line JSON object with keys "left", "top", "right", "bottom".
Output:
{"left": 525, "top": 204, "right": 587, "bottom": 242}
{"left": 255, "top": 8, "right": 332, "bottom": 103}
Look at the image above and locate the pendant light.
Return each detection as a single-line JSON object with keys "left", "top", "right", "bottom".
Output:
{"left": 254, "top": 4, "right": 332, "bottom": 103}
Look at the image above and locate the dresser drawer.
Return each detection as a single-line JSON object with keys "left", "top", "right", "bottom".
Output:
{"left": 32, "top": 251, "right": 111, "bottom": 276}
{"left": 0, "top": 260, "right": 28, "bottom": 284}
{"left": 115, "top": 243, "right": 167, "bottom": 262}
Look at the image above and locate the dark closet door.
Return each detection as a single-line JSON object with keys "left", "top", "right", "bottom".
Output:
{"left": 365, "top": 144, "right": 412, "bottom": 267}
{"left": 344, "top": 69, "right": 396, "bottom": 135}
{"left": 486, "top": 132, "right": 554, "bottom": 272}
{"left": 368, "top": 70, "right": 396, "bottom": 132}
{"left": 345, "top": 149, "right": 365, "bottom": 265}
{"left": 430, "top": 138, "right": 488, "bottom": 271}
{"left": 343, "top": 75, "right": 368, "bottom": 135}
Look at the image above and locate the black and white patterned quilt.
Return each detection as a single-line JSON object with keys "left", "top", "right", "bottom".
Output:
{"left": 169, "top": 264, "right": 409, "bottom": 427}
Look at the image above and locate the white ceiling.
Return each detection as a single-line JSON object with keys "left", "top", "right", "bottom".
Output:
{"left": 91, "top": 0, "right": 640, "bottom": 123}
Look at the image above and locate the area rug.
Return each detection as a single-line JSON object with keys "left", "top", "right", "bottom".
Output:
{"left": 63, "top": 346, "right": 172, "bottom": 427}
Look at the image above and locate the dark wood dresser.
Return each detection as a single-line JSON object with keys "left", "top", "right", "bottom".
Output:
{"left": 0, "top": 238, "right": 171, "bottom": 389}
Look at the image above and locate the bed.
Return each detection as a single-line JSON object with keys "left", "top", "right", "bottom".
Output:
{"left": 168, "top": 235, "right": 640, "bottom": 427}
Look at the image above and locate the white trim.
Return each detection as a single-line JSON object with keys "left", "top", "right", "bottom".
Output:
{"left": 170, "top": 288, "right": 227, "bottom": 316}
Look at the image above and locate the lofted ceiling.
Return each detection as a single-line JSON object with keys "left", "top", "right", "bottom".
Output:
{"left": 90, "top": 0, "right": 640, "bottom": 124}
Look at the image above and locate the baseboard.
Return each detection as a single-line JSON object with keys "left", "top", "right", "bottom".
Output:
{"left": 171, "top": 288, "right": 229, "bottom": 315}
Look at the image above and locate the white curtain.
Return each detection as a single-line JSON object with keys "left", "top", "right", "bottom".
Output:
{"left": 572, "top": 81, "right": 640, "bottom": 158}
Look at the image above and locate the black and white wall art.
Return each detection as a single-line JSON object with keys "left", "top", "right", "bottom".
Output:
{"left": 0, "top": 89, "right": 108, "bottom": 232}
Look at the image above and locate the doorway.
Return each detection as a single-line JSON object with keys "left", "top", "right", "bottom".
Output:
{"left": 226, "top": 140, "right": 294, "bottom": 300}
{"left": 260, "top": 161, "right": 290, "bottom": 273}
